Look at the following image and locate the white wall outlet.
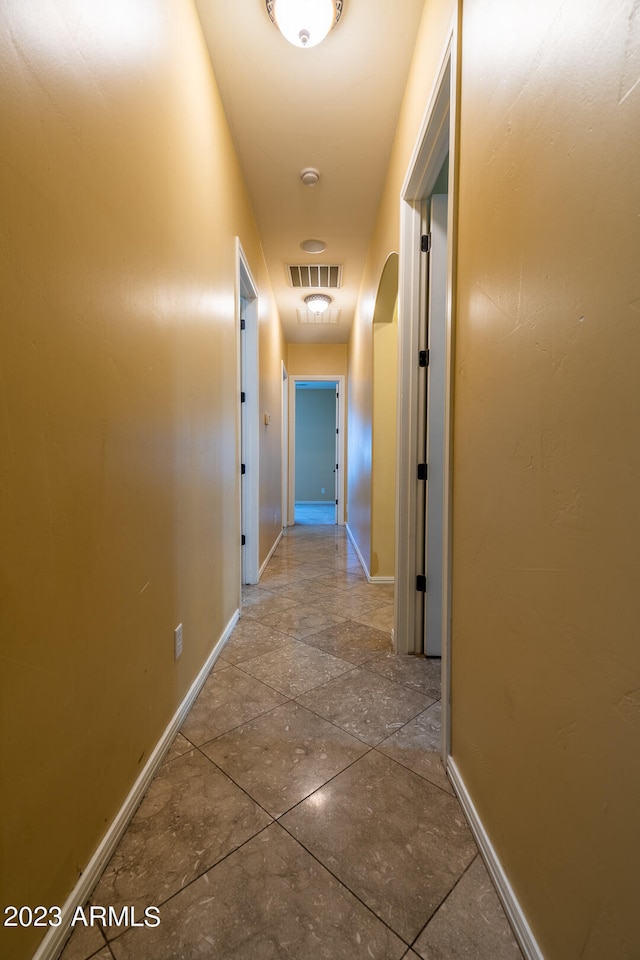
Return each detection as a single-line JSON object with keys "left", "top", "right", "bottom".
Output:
{"left": 321, "top": 487, "right": 325, "bottom": 494}
{"left": 174, "top": 623, "right": 183, "bottom": 660}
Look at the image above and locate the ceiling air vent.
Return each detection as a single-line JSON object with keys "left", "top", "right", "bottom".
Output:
{"left": 287, "top": 264, "right": 342, "bottom": 289}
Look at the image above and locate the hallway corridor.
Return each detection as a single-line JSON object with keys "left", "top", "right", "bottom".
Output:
{"left": 60, "top": 525, "right": 523, "bottom": 960}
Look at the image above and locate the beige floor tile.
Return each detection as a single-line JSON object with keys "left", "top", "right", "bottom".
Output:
{"left": 240, "top": 592, "right": 298, "bottom": 621}
{"left": 377, "top": 704, "right": 453, "bottom": 795}
{"left": 58, "top": 922, "right": 107, "bottom": 960}
{"left": 180, "top": 666, "right": 286, "bottom": 745}
{"left": 221, "top": 619, "right": 293, "bottom": 665}
{"left": 163, "top": 732, "right": 193, "bottom": 765}
{"left": 302, "top": 619, "right": 393, "bottom": 665}
{"left": 353, "top": 602, "right": 395, "bottom": 632}
{"left": 364, "top": 653, "right": 441, "bottom": 699}
{"left": 91, "top": 751, "right": 271, "bottom": 935}
{"left": 296, "top": 667, "right": 430, "bottom": 745}
{"left": 109, "top": 824, "right": 407, "bottom": 960}
{"left": 413, "top": 856, "right": 524, "bottom": 959}
{"left": 236, "top": 640, "right": 354, "bottom": 697}
{"left": 281, "top": 751, "right": 477, "bottom": 943}
{"left": 257, "top": 604, "right": 346, "bottom": 640}
{"left": 202, "top": 701, "right": 368, "bottom": 818}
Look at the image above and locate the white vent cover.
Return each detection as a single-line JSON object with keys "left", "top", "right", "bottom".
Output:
{"left": 287, "top": 264, "right": 342, "bottom": 289}
{"left": 297, "top": 307, "right": 341, "bottom": 325}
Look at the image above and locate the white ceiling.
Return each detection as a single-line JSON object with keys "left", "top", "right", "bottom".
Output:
{"left": 194, "top": 0, "right": 425, "bottom": 343}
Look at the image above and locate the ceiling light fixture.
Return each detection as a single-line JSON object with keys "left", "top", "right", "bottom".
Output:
{"left": 304, "top": 293, "right": 332, "bottom": 313}
{"left": 266, "top": 0, "right": 343, "bottom": 49}
{"left": 300, "top": 239, "right": 327, "bottom": 254}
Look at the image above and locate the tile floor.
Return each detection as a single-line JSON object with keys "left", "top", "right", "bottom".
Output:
{"left": 59, "top": 524, "right": 524, "bottom": 960}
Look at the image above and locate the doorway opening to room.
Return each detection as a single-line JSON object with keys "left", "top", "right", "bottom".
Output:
{"left": 288, "top": 376, "right": 346, "bottom": 526}
{"left": 395, "top": 27, "right": 458, "bottom": 761}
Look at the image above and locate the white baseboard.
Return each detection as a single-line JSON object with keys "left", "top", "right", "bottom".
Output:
{"left": 447, "top": 758, "right": 544, "bottom": 960}
{"left": 345, "top": 524, "right": 394, "bottom": 585}
{"left": 33, "top": 609, "right": 240, "bottom": 960}
{"left": 259, "top": 529, "right": 283, "bottom": 579}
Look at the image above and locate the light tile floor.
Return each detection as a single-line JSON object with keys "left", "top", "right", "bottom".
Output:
{"left": 59, "top": 524, "right": 524, "bottom": 960}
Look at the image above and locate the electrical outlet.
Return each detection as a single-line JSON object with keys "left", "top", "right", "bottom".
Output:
{"left": 321, "top": 487, "right": 325, "bottom": 494}
{"left": 174, "top": 623, "right": 183, "bottom": 660}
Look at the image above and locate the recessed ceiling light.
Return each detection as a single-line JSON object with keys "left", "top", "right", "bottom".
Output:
{"left": 300, "top": 239, "right": 327, "bottom": 254}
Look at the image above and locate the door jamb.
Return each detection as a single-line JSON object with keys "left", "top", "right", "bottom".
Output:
{"left": 288, "top": 375, "right": 346, "bottom": 526}
{"left": 394, "top": 18, "right": 458, "bottom": 764}
{"left": 236, "top": 239, "right": 260, "bottom": 585}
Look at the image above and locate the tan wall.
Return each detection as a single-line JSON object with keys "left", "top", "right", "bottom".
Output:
{"left": 287, "top": 343, "right": 348, "bottom": 377}
{"left": 0, "top": 2, "right": 282, "bottom": 957}
{"left": 348, "top": 0, "right": 455, "bottom": 574}
{"left": 453, "top": 1, "right": 640, "bottom": 957}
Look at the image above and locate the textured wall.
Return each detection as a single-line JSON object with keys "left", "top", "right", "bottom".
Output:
{"left": 453, "top": 1, "right": 640, "bottom": 956}
{"left": 0, "top": 3, "right": 281, "bottom": 956}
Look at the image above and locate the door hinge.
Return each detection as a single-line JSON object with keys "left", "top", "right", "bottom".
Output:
{"left": 416, "top": 574, "right": 427, "bottom": 592}
{"left": 241, "top": 391, "right": 246, "bottom": 403}
{"left": 419, "top": 349, "right": 429, "bottom": 367}
{"left": 241, "top": 534, "right": 246, "bottom": 546}
{"left": 417, "top": 463, "right": 428, "bottom": 480}
{"left": 336, "top": 463, "right": 339, "bottom": 470}
{"left": 421, "top": 233, "right": 432, "bottom": 253}
{"left": 241, "top": 463, "right": 246, "bottom": 475}
{"left": 240, "top": 318, "right": 246, "bottom": 330}
{"left": 335, "top": 498, "right": 338, "bottom": 505}
{"left": 336, "top": 427, "right": 339, "bottom": 434}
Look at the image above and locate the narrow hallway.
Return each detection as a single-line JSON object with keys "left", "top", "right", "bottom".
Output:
{"left": 60, "top": 525, "right": 523, "bottom": 960}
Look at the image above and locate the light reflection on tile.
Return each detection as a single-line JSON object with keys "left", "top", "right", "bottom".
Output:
{"left": 202, "top": 701, "right": 368, "bottom": 817}
{"left": 281, "top": 751, "right": 477, "bottom": 943}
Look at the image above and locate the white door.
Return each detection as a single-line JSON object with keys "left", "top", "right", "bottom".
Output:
{"left": 422, "top": 193, "right": 449, "bottom": 656}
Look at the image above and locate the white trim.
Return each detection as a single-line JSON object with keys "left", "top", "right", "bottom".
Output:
{"left": 346, "top": 524, "right": 393, "bottom": 584}
{"left": 288, "top": 375, "right": 346, "bottom": 526}
{"left": 281, "top": 362, "right": 289, "bottom": 527}
{"left": 394, "top": 14, "right": 458, "bottom": 766}
{"left": 447, "top": 759, "right": 545, "bottom": 960}
{"left": 237, "top": 239, "right": 260, "bottom": 585}
{"left": 32, "top": 610, "right": 240, "bottom": 960}
{"left": 259, "top": 529, "right": 283, "bottom": 579}
{"left": 294, "top": 500, "right": 337, "bottom": 506}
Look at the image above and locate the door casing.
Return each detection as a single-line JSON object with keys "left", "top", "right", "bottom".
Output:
{"left": 395, "top": 18, "right": 458, "bottom": 763}
{"left": 288, "top": 375, "right": 346, "bottom": 526}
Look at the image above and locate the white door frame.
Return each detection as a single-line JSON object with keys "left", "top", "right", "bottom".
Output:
{"left": 236, "top": 239, "right": 260, "bottom": 585}
{"left": 289, "top": 375, "right": 346, "bottom": 526}
{"left": 394, "top": 18, "right": 458, "bottom": 762}
{"left": 281, "top": 362, "right": 289, "bottom": 527}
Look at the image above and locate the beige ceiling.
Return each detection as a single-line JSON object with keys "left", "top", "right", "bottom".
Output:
{"left": 194, "top": 0, "right": 425, "bottom": 343}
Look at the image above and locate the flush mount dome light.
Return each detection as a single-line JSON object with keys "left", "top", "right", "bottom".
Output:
{"left": 304, "top": 293, "right": 332, "bottom": 313}
{"left": 266, "top": 0, "right": 343, "bottom": 49}
{"left": 300, "top": 239, "right": 327, "bottom": 254}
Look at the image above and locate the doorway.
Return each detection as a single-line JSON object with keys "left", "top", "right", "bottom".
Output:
{"left": 395, "top": 28, "right": 458, "bottom": 761}
{"left": 237, "top": 240, "right": 259, "bottom": 585}
{"left": 288, "top": 375, "right": 346, "bottom": 526}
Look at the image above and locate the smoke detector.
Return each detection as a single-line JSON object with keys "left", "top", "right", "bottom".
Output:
{"left": 300, "top": 167, "right": 320, "bottom": 186}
